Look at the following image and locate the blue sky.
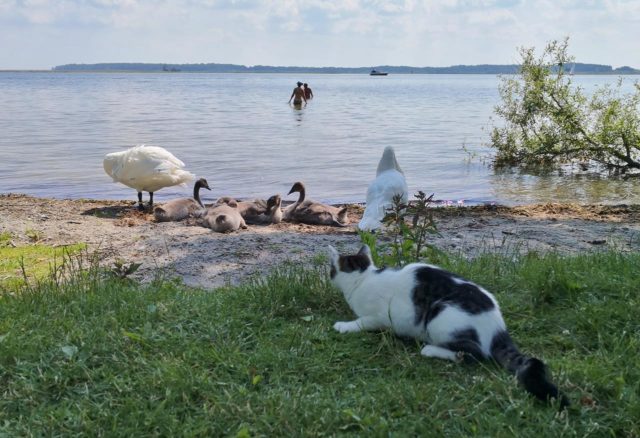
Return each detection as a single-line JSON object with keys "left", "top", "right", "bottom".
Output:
{"left": 1, "top": 0, "right": 639, "bottom": 69}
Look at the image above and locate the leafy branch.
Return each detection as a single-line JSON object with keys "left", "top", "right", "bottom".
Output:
{"left": 491, "top": 38, "right": 640, "bottom": 173}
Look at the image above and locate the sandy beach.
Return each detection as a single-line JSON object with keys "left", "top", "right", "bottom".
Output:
{"left": 1, "top": 193, "right": 639, "bottom": 289}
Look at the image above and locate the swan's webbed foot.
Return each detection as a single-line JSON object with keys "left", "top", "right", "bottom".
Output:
{"left": 135, "top": 192, "right": 154, "bottom": 211}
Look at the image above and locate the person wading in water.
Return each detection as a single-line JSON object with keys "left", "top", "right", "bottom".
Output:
{"left": 303, "top": 83, "right": 313, "bottom": 100}
{"left": 288, "top": 82, "right": 307, "bottom": 107}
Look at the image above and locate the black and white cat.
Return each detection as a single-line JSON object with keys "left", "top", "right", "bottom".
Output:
{"left": 328, "top": 245, "right": 569, "bottom": 408}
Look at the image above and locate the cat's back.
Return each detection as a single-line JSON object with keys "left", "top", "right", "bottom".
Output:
{"left": 346, "top": 264, "right": 422, "bottom": 326}
{"left": 349, "top": 260, "right": 499, "bottom": 313}
{"left": 354, "top": 264, "right": 428, "bottom": 306}
{"left": 411, "top": 262, "right": 499, "bottom": 313}
{"left": 362, "top": 264, "right": 421, "bottom": 290}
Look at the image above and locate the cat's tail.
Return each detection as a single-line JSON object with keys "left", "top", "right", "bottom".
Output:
{"left": 490, "top": 330, "right": 569, "bottom": 409}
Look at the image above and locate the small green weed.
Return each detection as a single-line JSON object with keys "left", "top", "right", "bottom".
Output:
{"left": 109, "top": 258, "right": 142, "bottom": 280}
{"left": 311, "top": 252, "right": 328, "bottom": 266}
{"left": 0, "top": 231, "right": 13, "bottom": 248}
{"left": 361, "top": 190, "right": 440, "bottom": 266}
{"left": 24, "top": 228, "right": 44, "bottom": 243}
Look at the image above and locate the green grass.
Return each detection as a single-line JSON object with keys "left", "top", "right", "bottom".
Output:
{"left": 0, "top": 231, "right": 13, "bottom": 247}
{"left": 0, "top": 251, "right": 639, "bottom": 436}
{"left": 0, "top": 243, "right": 87, "bottom": 290}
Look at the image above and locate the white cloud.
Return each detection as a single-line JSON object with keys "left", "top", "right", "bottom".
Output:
{"left": 465, "top": 8, "right": 515, "bottom": 25}
{"left": 603, "top": 0, "right": 640, "bottom": 18}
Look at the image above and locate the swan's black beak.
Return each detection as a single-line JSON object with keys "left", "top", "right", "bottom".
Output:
{"left": 288, "top": 182, "right": 304, "bottom": 195}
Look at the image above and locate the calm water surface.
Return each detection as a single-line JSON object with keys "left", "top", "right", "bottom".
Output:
{"left": 1, "top": 72, "right": 638, "bottom": 205}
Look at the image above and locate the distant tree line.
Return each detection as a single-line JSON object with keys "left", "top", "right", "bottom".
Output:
{"left": 51, "top": 62, "right": 639, "bottom": 74}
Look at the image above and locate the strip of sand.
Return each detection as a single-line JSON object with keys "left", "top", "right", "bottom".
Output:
{"left": 1, "top": 194, "right": 638, "bottom": 289}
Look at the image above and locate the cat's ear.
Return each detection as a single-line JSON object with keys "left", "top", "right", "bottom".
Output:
{"left": 358, "top": 245, "right": 372, "bottom": 261}
{"left": 327, "top": 245, "right": 340, "bottom": 265}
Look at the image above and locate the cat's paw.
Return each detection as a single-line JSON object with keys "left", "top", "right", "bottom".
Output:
{"left": 333, "top": 321, "right": 358, "bottom": 333}
{"left": 420, "top": 345, "right": 459, "bottom": 362}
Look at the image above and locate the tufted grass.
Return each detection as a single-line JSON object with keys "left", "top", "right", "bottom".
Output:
{"left": 0, "top": 243, "right": 87, "bottom": 291}
{"left": 0, "top": 250, "right": 638, "bottom": 436}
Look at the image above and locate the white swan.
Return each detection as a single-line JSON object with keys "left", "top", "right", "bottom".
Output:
{"left": 358, "top": 146, "right": 408, "bottom": 231}
{"left": 103, "top": 145, "right": 195, "bottom": 210}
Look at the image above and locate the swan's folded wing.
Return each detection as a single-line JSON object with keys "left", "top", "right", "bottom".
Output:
{"left": 135, "top": 145, "right": 186, "bottom": 168}
{"left": 133, "top": 149, "right": 193, "bottom": 183}
{"left": 292, "top": 200, "right": 323, "bottom": 216}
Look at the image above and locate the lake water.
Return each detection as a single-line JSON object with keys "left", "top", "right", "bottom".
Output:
{"left": 1, "top": 72, "right": 638, "bottom": 206}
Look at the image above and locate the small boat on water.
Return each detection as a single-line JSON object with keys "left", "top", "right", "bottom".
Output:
{"left": 370, "top": 69, "right": 388, "bottom": 76}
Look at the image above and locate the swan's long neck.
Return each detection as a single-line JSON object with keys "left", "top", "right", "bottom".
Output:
{"left": 296, "top": 186, "right": 306, "bottom": 205}
{"left": 377, "top": 147, "right": 403, "bottom": 176}
{"left": 194, "top": 181, "right": 204, "bottom": 207}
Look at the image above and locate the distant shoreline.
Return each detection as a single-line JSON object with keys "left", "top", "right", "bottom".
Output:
{"left": 0, "top": 61, "right": 623, "bottom": 75}
{"left": 2, "top": 69, "right": 639, "bottom": 75}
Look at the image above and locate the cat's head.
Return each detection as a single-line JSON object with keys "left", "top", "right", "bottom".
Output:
{"left": 328, "top": 245, "right": 373, "bottom": 282}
